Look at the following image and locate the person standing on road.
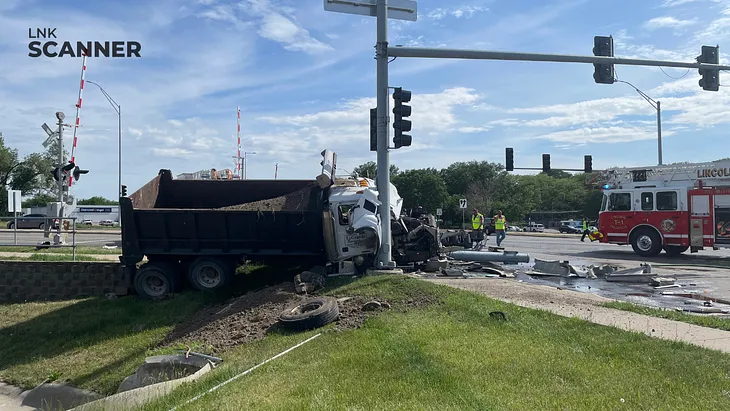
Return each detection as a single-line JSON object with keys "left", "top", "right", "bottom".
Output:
{"left": 580, "top": 217, "right": 590, "bottom": 242}
{"left": 471, "top": 209, "right": 484, "bottom": 232}
{"left": 494, "top": 210, "right": 507, "bottom": 247}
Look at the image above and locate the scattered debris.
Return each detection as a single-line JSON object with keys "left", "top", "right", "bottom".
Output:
{"left": 449, "top": 250, "right": 530, "bottom": 264}
{"left": 654, "top": 284, "right": 682, "bottom": 290}
{"left": 361, "top": 301, "right": 383, "bottom": 311}
{"left": 678, "top": 306, "right": 730, "bottom": 314}
{"left": 294, "top": 270, "right": 326, "bottom": 294}
{"left": 650, "top": 277, "right": 677, "bottom": 287}
{"left": 605, "top": 264, "right": 653, "bottom": 283}
{"left": 102, "top": 245, "right": 118, "bottom": 249}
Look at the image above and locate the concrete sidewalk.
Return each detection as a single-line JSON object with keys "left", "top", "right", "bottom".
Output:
{"left": 428, "top": 278, "right": 730, "bottom": 354}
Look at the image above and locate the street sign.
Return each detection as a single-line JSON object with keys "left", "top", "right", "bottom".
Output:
{"left": 436, "top": 208, "right": 442, "bottom": 216}
{"left": 324, "top": 0, "right": 418, "bottom": 21}
{"left": 459, "top": 199, "right": 467, "bottom": 209}
{"left": 7, "top": 190, "right": 21, "bottom": 213}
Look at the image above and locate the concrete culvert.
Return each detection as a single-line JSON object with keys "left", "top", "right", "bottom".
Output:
{"left": 116, "top": 354, "right": 211, "bottom": 393}
{"left": 279, "top": 296, "right": 340, "bottom": 330}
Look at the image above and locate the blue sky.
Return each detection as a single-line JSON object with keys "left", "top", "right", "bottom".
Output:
{"left": 1, "top": 0, "right": 729, "bottom": 200}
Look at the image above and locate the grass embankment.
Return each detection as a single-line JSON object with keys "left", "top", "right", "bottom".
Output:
{"left": 4, "top": 275, "right": 730, "bottom": 409}
{"left": 604, "top": 301, "right": 730, "bottom": 332}
{"left": 138, "top": 276, "right": 730, "bottom": 411}
{"left": 0, "top": 254, "right": 106, "bottom": 262}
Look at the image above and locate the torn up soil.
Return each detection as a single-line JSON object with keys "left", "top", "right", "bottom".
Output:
{"left": 161, "top": 280, "right": 439, "bottom": 354}
{"left": 217, "top": 183, "right": 318, "bottom": 212}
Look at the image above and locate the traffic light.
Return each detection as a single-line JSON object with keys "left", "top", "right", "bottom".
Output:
{"left": 392, "top": 87, "right": 412, "bottom": 149}
{"left": 505, "top": 147, "right": 514, "bottom": 172}
{"left": 316, "top": 149, "right": 337, "bottom": 188}
{"left": 542, "top": 154, "right": 551, "bottom": 173}
{"left": 370, "top": 108, "right": 377, "bottom": 152}
{"left": 72, "top": 166, "right": 89, "bottom": 181}
{"left": 592, "top": 36, "right": 615, "bottom": 84}
{"left": 121, "top": 185, "right": 127, "bottom": 197}
{"left": 584, "top": 155, "right": 593, "bottom": 173}
{"left": 698, "top": 45, "right": 719, "bottom": 91}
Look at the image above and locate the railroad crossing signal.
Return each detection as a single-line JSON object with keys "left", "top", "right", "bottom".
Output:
{"left": 592, "top": 36, "right": 615, "bottom": 84}
{"left": 584, "top": 155, "right": 593, "bottom": 173}
{"left": 459, "top": 199, "right": 467, "bottom": 209}
{"left": 505, "top": 147, "right": 514, "bottom": 172}
{"left": 542, "top": 154, "right": 551, "bottom": 173}
{"left": 392, "top": 87, "right": 412, "bottom": 149}
{"left": 698, "top": 45, "right": 720, "bottom": 91}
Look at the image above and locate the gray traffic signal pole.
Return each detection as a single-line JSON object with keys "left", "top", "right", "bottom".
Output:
{"left": 375, "top": 0, "right": 395, "bottom": 269}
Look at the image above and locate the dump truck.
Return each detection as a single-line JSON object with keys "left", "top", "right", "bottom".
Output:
{"left": 121, "top": 149, "right": 471, "bottom": 299}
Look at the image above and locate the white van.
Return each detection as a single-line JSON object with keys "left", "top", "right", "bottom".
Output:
{"left": 526, "top": 222, "right": 545, "bottom": 232}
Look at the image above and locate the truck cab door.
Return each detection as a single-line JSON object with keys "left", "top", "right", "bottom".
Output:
{"left": 350, "top": 189, "right": 382, "bottom": 245}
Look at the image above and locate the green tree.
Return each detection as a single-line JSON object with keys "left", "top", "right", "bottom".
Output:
{"left": 391, "top": 168, "right": 449, "bottom": 213}
{"left": 22, "top": 194, "right": 56, "bottom": 208}
{"left": 353, "top": 161, "right": 400, "bottom": 179}
{"left": 440, "top": 161, "right": 503, "bottom": 196}
{"left": 77, "top": 196, "right": 118, "bottom": 205}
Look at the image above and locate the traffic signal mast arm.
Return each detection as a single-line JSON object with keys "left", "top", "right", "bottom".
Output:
{"left": 387, "top": 45, "right": 730, "bottom": 72}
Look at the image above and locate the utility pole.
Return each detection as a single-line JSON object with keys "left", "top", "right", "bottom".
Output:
{"left": 616, "top": 80, "right": 662, "bottom": 165}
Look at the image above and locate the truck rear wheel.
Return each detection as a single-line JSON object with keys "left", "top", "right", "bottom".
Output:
{"left": 135, "top": 262, "right": 178, "bottom": 300}
{"left": 664, "top": 245, "right": 689, "bottom": 256}
{"left": 630, "top": 228, "right": 662, "bottom": 257}
{"left": 188, "top": 257, "right": 233, "bottom": 292}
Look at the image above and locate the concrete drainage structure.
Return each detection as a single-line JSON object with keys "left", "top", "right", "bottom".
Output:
{"left": 72, "top": 354, "right": 215, "bottom": 410}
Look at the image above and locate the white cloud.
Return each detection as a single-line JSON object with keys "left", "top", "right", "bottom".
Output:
{"left": 661, "top": 0, "right": 720, "bottom": 6}
{"left": 240, "top": 0, "right": 333, "bottom": 54}
{"left": 427, "top": 6, "right": 488, "bottom": 20}
{"left": 535, "top": 126, "right": 671, "bottom": 144}
{"left": 644, "top": 16, "right": 697, "bottom": 30}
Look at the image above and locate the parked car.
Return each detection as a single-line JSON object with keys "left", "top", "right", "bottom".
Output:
{"left": 99, "top": 220, "right": 117, "bottom": 226}
{"left": 507, "top": 225, "right": 523, "bottom": 232}
{"left": 6, "top": 213, "right": 59, "bottom": 230}
{"left": 525, "top": 223, "right": 545, "bottom": 232}
{"left": 559, "top": 222, "right": 582, "bottom": 234}
{"left": 80, "top": 219, "right": 94, "bottom": 226}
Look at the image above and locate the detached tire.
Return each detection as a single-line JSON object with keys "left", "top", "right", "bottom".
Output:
{"left": 630, "top": 228, "right": 662, "bottom": 257}
{"left": 188, "top": 257, "right": 233, "bottom": 292}
{"left": 279, "top": 297, "right": 340, "bottom": 330}
{"left": 664, "top": 245, "right": 689, "bottom": 256}
{"left": 135, "top": 262, "right": 178, "bottom": 300}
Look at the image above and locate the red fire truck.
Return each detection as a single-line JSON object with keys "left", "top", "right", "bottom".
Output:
{"left": 597, "top": 161, "right": 730, "bottom": 257}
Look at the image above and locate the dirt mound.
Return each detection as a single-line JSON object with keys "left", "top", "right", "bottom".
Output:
{"left": 162, "top": 281, "right": 439, "bottom": 353}
{"left": 218, "top": 183, "right": 317, "bottom": 212}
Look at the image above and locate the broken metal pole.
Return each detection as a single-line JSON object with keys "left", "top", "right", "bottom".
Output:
{"left": 449, "top": 250, "right": 530, "bottom": 264}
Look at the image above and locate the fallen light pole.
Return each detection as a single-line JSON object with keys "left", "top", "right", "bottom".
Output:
{"left": 449, "top": 250, "right": 531, "bottom": 265}
{"left": 324, "top": 0, "right": 730, "bottom": 270}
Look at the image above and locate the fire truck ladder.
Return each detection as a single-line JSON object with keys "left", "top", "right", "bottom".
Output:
{"left": 602, "top": 160, "right": 730, "bottom": 188}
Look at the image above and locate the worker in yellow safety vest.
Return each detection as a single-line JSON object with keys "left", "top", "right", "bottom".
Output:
{"left": 471, "top": 209, "right": 484, "bottom": 231}
{"left": 494, "top": 210, "right": 507, "bottom": 247}
{"left": 580, "top": 217, "right": 590, "bottom": 242}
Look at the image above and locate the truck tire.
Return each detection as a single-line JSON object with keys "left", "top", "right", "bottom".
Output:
{"left": 630, "top": 228, "right": 662, "bottom": 257}
{"left": 135, "top": 262, "right": 178, "bottom": 300}
{"left": 188, "top": 257, "right": 233, "bottom": 292}
{"left": 279, "top": 296, "right": 340, "bottom": 330}
{"left": 664, "top": 245, "right": 689, "bottom": 256}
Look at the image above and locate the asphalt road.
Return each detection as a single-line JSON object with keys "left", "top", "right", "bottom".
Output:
{"left": 0, "top": 229, "right": 120, "bottom": 246}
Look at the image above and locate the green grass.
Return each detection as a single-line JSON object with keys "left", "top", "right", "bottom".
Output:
{"left": 603, "top": 301, "right": 730, "bottom": 332}
{"left": 0, "top": 293, "right": 213, "bottom": 395}
{"left": 137, "top": 276, "right": 730, "bottom": 411}
{"left": 0, "top": 246, "right": 121, "bottom": 255}
{"left": 0, "top": 254, "right": 107, "bottom": 261}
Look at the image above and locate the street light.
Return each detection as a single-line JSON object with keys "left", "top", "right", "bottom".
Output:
{"left": 86, "top": 80, "right": 122, "bottom": 198}
{"left": 616, "top": 80, "right": 663, "bottom": 166}
{"left": 243, "top": 151, "right": 257, "bottom": 179}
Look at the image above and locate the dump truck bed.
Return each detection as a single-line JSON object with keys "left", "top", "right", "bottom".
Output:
{"left": 120, "top": 170, "right": 327, "bottom": 260}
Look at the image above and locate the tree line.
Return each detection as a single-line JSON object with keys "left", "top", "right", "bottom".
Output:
{"left": 0, "top": 136, "right": 117, "bottom": 216}
{"left": 353, "top": 160, "right": 603, "bottom": 227}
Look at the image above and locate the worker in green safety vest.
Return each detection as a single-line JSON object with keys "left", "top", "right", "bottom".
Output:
{"left": 581, "top": 217, "right": 590, "bottom": 242}
{"left": 494, "top": 210, "right": 507, "bottom": 247}
{"left": 471, "top": 209, "right": 484, "bottom": 231}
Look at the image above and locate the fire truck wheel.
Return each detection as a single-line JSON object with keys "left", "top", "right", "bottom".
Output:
{"left": 630, "top": 228, "right": 662, "bottom": 257}
{"left": 664, "top": 245, "right": 689, "bottom": 256}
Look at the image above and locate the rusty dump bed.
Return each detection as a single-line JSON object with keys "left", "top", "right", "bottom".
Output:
{"left": 120, "top": 170, "right": 327, "bottom": 260}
